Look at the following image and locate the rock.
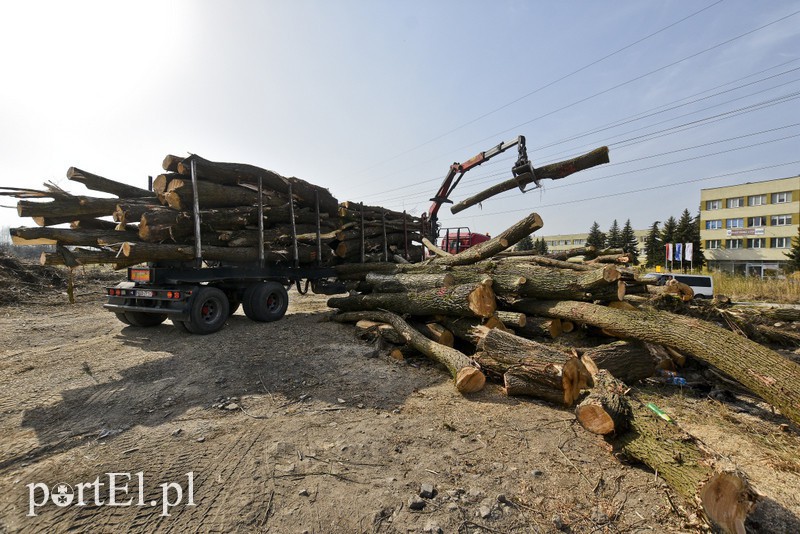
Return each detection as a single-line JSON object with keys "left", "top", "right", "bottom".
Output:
{"left": 171, "top": 428, "right": 182, "bottom": 437}
{"left": 479, "top": 504, "right": 493, "bottom": 518}
{"left": 531, "top": 469, "right": 544, "bottom": 477}
{"left": 196, "top": 436, "right": 205, "bottom": 443}
{"left": 466, "top": 488, "right": 484, "bottom": 503}
{"left": 445, "top": 502, "right": 459, "bottom": 511}
{"left": 408, "top": 495, "right": 426, "bottom": 510}
{"left": 591, "top": 506, "right": 609, "bottom": 525}
{"left": 337, "top": 398, "right": 346, "bottom": 404}
{"left": 552, "top": 513, "right": 565, "bottom": 530}
{"left": 298, "top": 489, "right": 310, "bottom": 497}
{"left": 223, "top": 402, "right": 240, "bottom": 411}
{"left": 420, "top": 483, "right": 435, "bottom": 499}
{"left": 497, "top": 494, "right": 510, "bottom": 505}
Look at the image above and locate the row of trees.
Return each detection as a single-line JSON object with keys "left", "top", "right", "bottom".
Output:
{"left": 586, "top": 218, "right": 640, "bottom": 263}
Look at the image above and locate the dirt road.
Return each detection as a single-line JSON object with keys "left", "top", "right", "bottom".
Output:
{"left": 1, "top": 282, "right": 798, "bottom": 532}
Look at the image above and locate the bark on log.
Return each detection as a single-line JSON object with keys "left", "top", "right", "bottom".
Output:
{"left": 113, "top": 202, "right": 167, "bottom": 224}
{"left": 422, "top": 237, "right": 452, "bottom": 258}
{"left": 450, "top": 146, "right": 610, "bottom": 214}
{"left": 579, "top": 341, "right": 656, "bottom": 384}
{"left": 115, "top": 241, "right": 328, "bottom": 264}
{"left": 70, "top": 218, "right": 133, "bottom": 231}
{"left": 473, "top": 327, "right": 590, "bottom": 405}
{"left": 162, "top": 154, "right": 184, "bottom": 173}
{"left": 353, "top": 320, "right": 405, "bottom": 345}
{"left": 575, "top": 370, "right": 632, "bottom": 435}
{"left": 327, "top": 281, "right": 496, "bottom": 318}
{"left": 511, "top": 317, "right": 563, "bottom": 339}
{"left": 490, "top": 262, "right": 620, "bottom": 300}
{"left": 511, "top": 255, "right": 597, "bottom": 271}
{"left": 429, "top": 212, "right": 544, "bottom": 266}
{"left": 18, "top": 197, "right": 153, "bottom": 220}
{"left": 413, "top": 322, "right": 455, "bottom": 347}
{"left": 438, "top": 315, "right": 511, "bottom": 344}
{"left": 67, "top": 167, "right": 154, "bottom": 198}
{"left": 364, "top": 272, "right": 455, "bottom": 293}
{"left": 512, "top": 299, "right": 800, "bottom": 427}
{"left": 332, "top": 311, "right": 485, "bottom": 393}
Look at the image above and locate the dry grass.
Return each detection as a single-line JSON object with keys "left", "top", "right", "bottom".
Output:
{"left": 711, "top": 272, "right": 800, "bottom": 303}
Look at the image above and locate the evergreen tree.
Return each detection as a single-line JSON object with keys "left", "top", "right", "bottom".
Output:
{"left": 675, "top": 209, "right": 693, "bottom": 244}
{"left": 620, "top": 219, "right": 639, "bottom": 264}
{"left": 606, "top": 219, "right": 622, "bottom": 249}
{"left": 689, "top": 211, "right": 705, "bottom": 269}
{"left": 786, "top": 226, "right": 800, "bottom": 271}
{"left": 644, "top": 221, "right": 663, "bottom": 267}
{"left": 515, "top": 234, "right": 534, "bottom": 251}
{"left": 586, "top": 221, "right": 606, "bottom": 249}
{"left": 540, "top": 238, "right": 549, "bottom": 255}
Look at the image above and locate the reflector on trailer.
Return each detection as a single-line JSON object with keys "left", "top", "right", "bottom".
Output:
{"left": 129, "top": 268, "right": 151, "bottom": 283}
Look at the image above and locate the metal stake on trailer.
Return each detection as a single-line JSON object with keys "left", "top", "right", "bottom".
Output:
{"left": 382, "top": 210, "right": 388, "bottom": 262}
{"left": 288, "top": 183, "right": 299, "bottom": 268}
{"left": 315, "top": 191, "right": 322, "bottom": 267}
{"left": 403, "top": 210, "right": 409, "bottom": 260}
{"left": 189, "top": 159, "right": 203, "bottom": 268}
{"left": 360, "top": 202, "right": 365, "bottom": 264}
{"left": 258, "top": 175, "right": 265, "bottom": 268}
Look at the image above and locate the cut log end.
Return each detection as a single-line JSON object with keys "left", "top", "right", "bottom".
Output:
{"left": 699, "top": 471, "right": 758, "bottom": 534}
{"left": 467, "top": 280, "right": 497, "bottom": 318}
{"left": 455, "top": 367, "right": 486, "bottom": 393}
{"left": 575, "top": 403, "right": 617, "bottom": 435}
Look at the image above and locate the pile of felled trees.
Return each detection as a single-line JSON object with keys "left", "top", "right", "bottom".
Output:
{"left": 1, "top": 154, "right": 425, "bottom": 267}
{"left": 327, "top": 210, "right": 800, "bottom": 533}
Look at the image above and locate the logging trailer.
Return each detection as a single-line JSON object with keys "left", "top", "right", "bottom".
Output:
{"left": 104, "top": 159, "right": 345, "bottom": 335}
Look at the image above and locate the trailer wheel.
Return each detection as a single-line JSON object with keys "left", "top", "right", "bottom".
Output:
{"left": 243, "top": 282, "right": 289, "bottom": 322}
{"left": 184, "top": 287, "right": 230, "bottom": 335}
{"left": 115, "top": 313, "right": 132, "bottom": 325}
{"left": 124, "top": 312, "right": 167, "bottom": 327}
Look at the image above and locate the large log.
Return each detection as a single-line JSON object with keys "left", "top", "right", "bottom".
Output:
{"left": 472, "top": 327, "right": 589, "bottom": 405}
{"left": 66, "top": 167, "right": 154, "bottom": 198}
{"left": 18, "top": 197, "right": 153, "bottom": 220}
{"left": 364, "top": 272, "right": 455, "bottom": 293}
{"left": 616, "top": 398, "right": 760, "bottom": 533}
{"left": 438, "top": 315, "right": 511, "bottom": 344}
{"left": 40, "top": 248, "right": 139, "bottom": 269}
{"left": 491, "top": 261, "right": 621, "bottom": 300}
{"left": 575, "top": 370, "right": 631, "bottom": 435}
{"left": 163, "top": 178, "right": 287, "bottom": 211}
{"left": 429, "top": 212, "right": 543, "bottom": 266}
{"left": 327, "top": 281, "right": 496, "bottom": 318}
{"left": 450, "top": 146, "right": 610, "bottom": 214}
{"left": 332, "top": 311, "right": 485, "bottom": 393}
{"left": 11, "top": 226, "right": 138, "bottom": 246}
{"left": 512, "top": 299, "right": 800, "bottom": 427}
{"left": 579, "top": 341, "right": 656, "bottom": 384}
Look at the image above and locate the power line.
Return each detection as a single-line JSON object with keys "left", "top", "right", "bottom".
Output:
{"left": 348, "top": 1, "right": 725, "bottom": 178}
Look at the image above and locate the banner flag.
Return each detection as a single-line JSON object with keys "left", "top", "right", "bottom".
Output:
{"left": 666, "top": 243, "right": 673, "bottom": 261}
{"left": 675, "top": 243, "right": 683, "bottom": 262}
{"left": 685, "top": 242, "right": 693, "bottom": 261}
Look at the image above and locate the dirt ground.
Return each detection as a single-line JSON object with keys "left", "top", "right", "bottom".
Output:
{"left": 1, "top": 272, "right": 799, "bottom": 533}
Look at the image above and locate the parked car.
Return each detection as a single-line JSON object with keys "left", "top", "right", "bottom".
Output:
{"left": 644, "top": 273, "right": 714, "bottom": 299}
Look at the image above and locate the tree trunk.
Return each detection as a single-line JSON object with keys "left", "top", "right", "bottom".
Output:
{"left": 429, "top": 212, "right": 543, "bottom": 266}
{"left": 327, "top": 281, "right": 496, "bottom": 318}
{"left": 473, "top": 327, "right": 590, "bottom": 405}
{"left": 489, "top": 262, "right": 621, "bottom": 300}
{"left": 353, "top": 319, "right": 405, "bottom": 345}
{"left": 115, "top": 241, "right": 328, "bottom": 264}
{"left": 40, "top": 248, "right": 139, "bottom": 269}
{"left": 364, "top": 272, "right": 455, "bottom": 293}
{"left": 579, "top": 341, "right": 656, "bottom": 384}
{"left": 161, "top": 154, "right": 184, "bottom": 173}
{"left": 18, "top": 197, "right": 153, "bottom": 220}
{"left": 66, "top": 167, "right": 154, "bottom": 198}
{"left": 511, "top": 317, "right": 563, "bottom": 339}
{"left": 438, "top": 315, "right": 511, "bottom": 344}
{"left": 512, "top": 299, "right": 800, "bottom": 427}
{"left": 332, "top": 311, "right": 485, "bottom": 393}
{"left": 450, "top": 146, "right": 610, "bottom": 214}
{"left": 575, "top": 370, "right": 632, "bottom": 435}
{"left": 413, "top": 322, "right": 455, "bottom": 347}
{"left": 113, "top": 202, "right": 167, "bottom": 224}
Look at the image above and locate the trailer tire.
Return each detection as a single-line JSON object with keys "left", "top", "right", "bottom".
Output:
{"left": 183, "top": 286, "right": 230, "bottom": 335}
{"left": 243, "top": 282, "right": 288, "bottom": 322}
{"left": 124, "top": 311, "right": 167, "bottom": 327}
{"left": 115, "top": 313, "right": 132, "bottom": 325}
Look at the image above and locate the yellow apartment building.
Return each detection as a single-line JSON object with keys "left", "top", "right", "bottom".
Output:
{"left": 700, "top": 175, "right": 799, "bottom": 275}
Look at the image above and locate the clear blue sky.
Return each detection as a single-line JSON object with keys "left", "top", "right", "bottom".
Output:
{"left": 1, "top": 0, "right": 798, "bottom": 237}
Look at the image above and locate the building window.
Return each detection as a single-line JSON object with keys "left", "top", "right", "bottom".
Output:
{"left": 748, "top": 194, "right": 766, "bottom": 206}
{"left": 726, "top": 218, "right": 744, "bottom": 229}
{"left": 706, "top": 199, "right": 722, "bottom": 210}
{"left": 771, "top": 214, "right": 792, "bottom": 226}
{"left": 772, "top": 191, "right": 792, "bottom": 204}
{"left": 726, "top": 197, "right": 744, "bottom": 208}
{"left": 747, "top": 216, "right": 766, "bottom": 227}
{"left": 726, "top": 239, "right": 743, "bottom": 249}
{"left": 772, "top": 237, "right": 791, "bottom": 248}
{"left": 747, "top": 238, "right": 766, "bottom": 249}
{"left": 705, "top": 220, "right": 722, "bottom": 230}
{"left": 706, "top": 239, "right": 721, "bottom": 249}
{"left": 573, "top": 239, "right": 584, "bottom": 245}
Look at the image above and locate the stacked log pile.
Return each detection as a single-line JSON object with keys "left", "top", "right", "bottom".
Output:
{"left": 327, "top": 209, "right": 800, "bottom": 533}
{"left": 1, "top": 155, "right": 427, "bottom": 267}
